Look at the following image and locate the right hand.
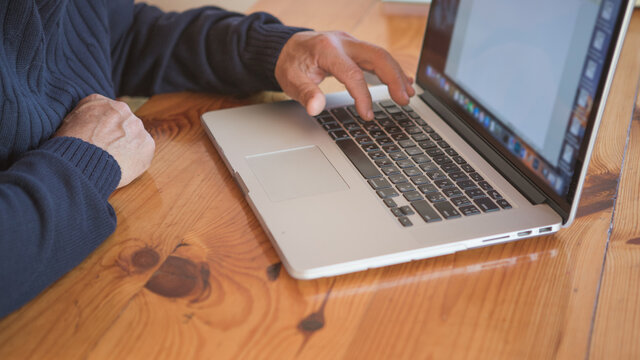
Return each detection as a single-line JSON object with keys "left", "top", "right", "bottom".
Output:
{"left": 54, "top": 94, "right": 156, "bottom": 188}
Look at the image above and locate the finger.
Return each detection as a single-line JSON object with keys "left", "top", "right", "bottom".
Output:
{"left": 347, "top": 41, "right": 413, "bottom": 105}
{"left": 281, "top": 72, "right": 327, "bottom": 116}
{"left": 320, "top": 53, "right": 374, "bottom": 120}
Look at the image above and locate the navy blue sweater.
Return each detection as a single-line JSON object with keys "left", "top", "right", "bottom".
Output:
{"left": 0, "top": 0, "right": 305, "bottom": 318}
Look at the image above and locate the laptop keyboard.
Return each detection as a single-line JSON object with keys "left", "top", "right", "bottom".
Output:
{"left": 315, "top": 100, "right": 512, "bottom": 227}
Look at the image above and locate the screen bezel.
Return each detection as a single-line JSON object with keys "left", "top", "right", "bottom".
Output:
{"left": 415, "top": 0, "right": 631, "bottom": 215}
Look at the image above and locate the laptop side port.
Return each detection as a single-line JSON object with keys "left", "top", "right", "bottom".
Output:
{"left": 539, "top": 226, "right": 553, "bottom": 234}
{"left": 517, "top": 230, "right": 533, "bottom": 237}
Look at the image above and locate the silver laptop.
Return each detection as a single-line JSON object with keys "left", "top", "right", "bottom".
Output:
{"left": 202, "top": 0, "right": 634, "bottom": 279}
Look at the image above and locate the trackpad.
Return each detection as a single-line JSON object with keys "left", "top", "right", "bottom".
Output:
{"left": 246, "top": 146, "right": 349, "bottom": 202}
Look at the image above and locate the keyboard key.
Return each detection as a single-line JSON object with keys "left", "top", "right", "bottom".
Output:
{"left": 411, "top": 175, "right": 430, "bottom": 185}
{"left": 426, "top": 192, "right": 447, "bottom": 203}
{"left": 400, "top": 205, "right": 415, "bottom": 216}
{"left": 382, "top": 166, "right": 401, "bottom": 175}
{"left": 459, "top": 205, "right": 481, "bottom": 216}
{"left": 442, "top": 188, "right": 463, "bottom": 198}
{"left": 396, "top": 183, "right": 416, "bottom": 193}
{"left": 391, "top": 207, "right": 404, "bottom": 217}
{"left": 437, "top": 140, "right": 450, "bottom": 148}
{"left": 377, "top": 137, "right": 394, "bottom": 146}
{"left": 465, "top": 188, "right": 485, "bottom": 199}
{"left": 316, "top": 116, "right": 335, "bottom": 125}
{"left": 346, "top": 105, "right": 358, "bottom": 116}
{"left": 445, "top": 148, "right": 458, "bottom": 157}
{"left": 362, "top": 143, "right": 380, "bottom": 152}
{"left": 433, "top": 155, "right": 453, "bottom": 165}
{"left": 478, "top": 181, "right": 493, "bottom": 191}
{"left": 457, "top": 180, "right": 476, "bottom": 189}
{"left": 461, "top": 164, "right": 475, "bottom": 173}
{"left": 426, "top": 148, "right": 444, "bottom": 157}
{"left": 406, "top": 147, "right": 423, "bottom": 156}
{"left": 398, "top": 216, "right": 413, "bottom": 227}
{"left": 487, "top": 190, "right": 502, "bottom": 199}
{"left": 398, "top": 119, "right": 414, "bottom": 128}
{"left": 418, "top": 140, "right": 437, "bottom": 149}
{"left": 449, "top": 171, "right": 469, "bottom": 182}
{"left": 383, "top": 144, "right": 402, "bottom": 153}
{"left": 434, "top": 202, "right": 461, "bottom": 219}
{"left": 344, "top": 122, "right": 361, "bottom": 131}
{"left": 369, "top": 151, "right": 386, "bottom": 160}
{"left": 411, "top": 113, "right": 424, "bottom": 122}
{"left": 452, "top": 155, "right": 466, "bottom": 164}
{"left": 469, "top": 172, "right": 484, "bottom": 182}
{"left": 335, "top": 139, "right": 382, "bottom": 179}
{"left": 323, "top": 122, "right": 341, "bottom": 131}
{"left": 391, "top": 132, "right": 410, "bottom": 141}
{"left": 418, "top": 183, "right": 438, "bottom": 194}
{"left": 370, "top": 130, "right": 387, "bottom": 138}
{"left": 375, "top": 157, "right": 393, "bottom": 167}
{"left": 420, "top": 163, "right": 439, "bottom": 172}
{"left": 350, "top": 129, "right": 367, "bottom": 137}
{"left": 441, "top": 163, "right": 460, "bottom": 173}
{"left": 374, "top": 113, "right": 389, "bottom": 121}
{"left": 377, "top": 119, "right": 394, "bottom": 128}
{"left": 474, "top": 197, "right": 500, "bottom": 212}
{"left": 383, "top": 198, "right": 397, "bottom": 208}
{"left": 496, "top": 199, "right": 512, "bottom": 209}
{"left": 406, "top": 126, "right": 422, "bottom": 134}
{"left": 396, "top": 159, "right": 415, "bottom": 168}
{"left": 404, "top": 168, "right": 422, "bottom": 177}
{"left": 451, "top": 196, "right": 471, "bottom": 207}
{"left": 379, "top": 100, "right": 396, "bottom": 108}
{"left": 422, "top": 125, "right": 435, "bottom": 133}
{"left": 319, "top": 110, "right": 330, "bottom": 117}
{"left": 389, "top": 174, "right": 408, "bottom": 184}
{"left": 377, "top": 188, "right": 399, "bottom": 199}
{"left": 393, "top": 113, "right": 409, "bottom": 121}
{"left": 412, "top": 133, "right": 430, "bottom": 141}
{"left": 404, "top": 191, "right": 423, "bottom": 202}
{"left": 412, "top": 154, "right": 430, "bottom": 164}
{"left": 330, "top": 130, "right": 350, "bottom": 140}
{"left": 430, "top": 133, "right": 442, "bottom": 141}
{"left": 356, "top": 136, "right": 374, "bottom": 145}
{"left": 401, "top": 105, "right": 413, "bottom": 112}
{"left": 330, "top": 108, "right": 353, "bottom": 123}
{"left": 385, "top": 126, "right": 402, "bottom": 134}
{"left": 364, "top": 122, "right": 381, "bottom": 132}
{"left": 434, "top": 179, "right": 455, "bottom": 189}
{"left": 386, "top": 106, "right": 402, "bottom": 114}
{"left": 426, "top": 170, "right": 447, "bottom": 180}
{"left": 412, "top": 200, "right": 442, "bottom": 223}
{"left": 399, "top": 139, "right": 416, "bottom": 148}
{"left": 369, "top": 178, "right": 391, "bottom": 190}
{"left": 390, "top": 152, "right": 408, "bottom": 161}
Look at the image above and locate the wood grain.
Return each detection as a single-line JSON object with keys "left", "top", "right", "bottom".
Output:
{"left": 0, "top": 2, "right": 638, "bottom": 360}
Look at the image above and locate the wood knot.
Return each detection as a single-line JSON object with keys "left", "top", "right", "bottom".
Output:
{"left": 266, "top": 262, "right": 282, "bottom": 281}
{"left": 298, "top": 312, "right": 325, "bottom": 333}
{"left": 145, "top": 256, "right": 199, "bottom": 298}
{"left": 627, "top": 237, "right": 640, "bottom": 245}
{"left": 131, "top": 248, "right": 160, "bottom": 270}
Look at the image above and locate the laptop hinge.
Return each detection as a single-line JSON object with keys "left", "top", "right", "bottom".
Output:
{"left": 419, "top": 90, "right": 567, "bottom": 219}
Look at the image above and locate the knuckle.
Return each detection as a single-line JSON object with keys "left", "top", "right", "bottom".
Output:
{"left": 111, "top": 100, "right": 132, "bottom": 115}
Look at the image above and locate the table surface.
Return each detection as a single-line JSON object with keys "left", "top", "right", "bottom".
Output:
{"left": 1, "top": 2, "right": 639, "bottom": 359}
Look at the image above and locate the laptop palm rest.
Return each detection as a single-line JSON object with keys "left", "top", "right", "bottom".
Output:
{"left": 246, "top": 145, "right": 349, "bottom": 202}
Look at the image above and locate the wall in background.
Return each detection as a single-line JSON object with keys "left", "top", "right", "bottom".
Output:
{"left": 136, "top": 0, "right": 255, "bottom": 13}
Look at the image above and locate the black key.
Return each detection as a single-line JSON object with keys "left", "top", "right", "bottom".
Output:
{"left": 474, "top": 197, "right": 500, "bottom": 212}
{"left": 350, "top": 129, "right": 367, "bottom": 137}
{"left": 434, "top": 179, "right": 455, "bottom": 189}
{"left": 382, "top": 144, "right": 402, "bottom": 153}
{"left": 430, "top": 133, "right": 442, "bottom": 141}
{"left": 393, "top": 113, "right": 409, "bottom": 121}
{"left": 418, "top": 183, "right": 438, "bottom": 194}
{"left": 330, "top": 108, "right": 353, "bottom": 123}
{"left": 465, "top": 188, "right": 485, "bottom": 199}
{"left": 401, "top": 105, "right": 413, "bottom": 112}
{"left": 445, "top": 148, "right": 458, "bottom": 157}
{"left": 336, "top": 139, "right": 382, "bottom": 179}
{"left": 406, "top": 147, "right": 423, "bottom": 156}
{"left": 413, "top": 115, "right": 425, "bottom": 123}
{"left": 370, "top": 130, "right": 387, "bottom": 138}
{"left": 437, "top": 140, "right": 450, "bottom": 148}
{"left": 344, "top": 122, "right": 361, "bottom": 131}
{"left": 411, "top": 200, "right": 442, "bottom": 223}
{"left": 426, "top": 148, "right": 444, "bottom": 157}
{"left": 382, "top": 166, "right": 401, "bottom": 175}
{"left": 426, "top": 192, "right": 447, "bottom": 203}
{"left": 441, "top": 163, "right": 461, "bottom": 173}
{"left": 433, "top": 155, "right": 453, "bottom": 165}
{"left": 412, "top": 133, "right": 430, "bottom": 141}
{"left": 383, "top": 198, "right": 397, "bottom": 208}
{"left": 461, "top": 164, "right": 475, "bottom": 173}
{"left": 418, "top": 140, "right": 437, "bottom": 149}
{"left": 386, "top": 106, "right": 402, "bottom": 114}
{"left": 389, "top": 174, "right": 408, "bottom": 184}
{"left": 478, "top": 181, "right": 493, "bottom": 191}
{"left": 390, "top": 152, "right": 407, "bottom": 161}
{"left": 369, "top": 178, "right": 391, "bottom": 190}
{"left": 442, "top": 188, "right": 463, "bottom": 198}
{"left": 496, "top": 199, "right": 512, "bottom": 209}
{"left": 406, "top": 126, "right": 422, "bottom": 134}
{"left": 316, "top": 115, "right": 335, "bottom": 125}
{"left": 404, "top": 168, "right": 422, "bottom": 177}
{"left": 449, "top": 171, "right": 469, "bottom": 182}
{"left": 399, "top": 139, "right": 416, "bottom": 148}
{"left": 391, "top": 132, "right": 410, "bottom": 141}
{"left": 426, "top": 170, "right": 446, "bottom": 180}
{"left": 457, "top": 180, "right": 476, "bottom": 189}
{"left": 377, "top": 119, "right": 395, "bottom": 128}
{"left": 412, "top": 154, "right": 430, "bottom": 164}
{"left": 376, "top": 188, "right": 399, "bottom": 199}
{"left": 374, "top": 113, "right": 389, "bottom": 120}
{"left": 459, "top": 205, "right": 481, "bottom": 216}
{"left": 451, "top": 196, "right": 471, "bottom": 207}
{"left": 404, "top": 191, "right": 423, "bottom": 202}
{"left": 364, "top": 122, "right": 381, "bottom": 132}
{"left": 361, "top": 143, "right": 379, "bottom": 152}
{"left": 379, "top": 100, "right": 396, "bottom": 108}
{"left": 400, "top": 205, "right": 415, "bottom": 216}
{"left": 396, "top": 183, "right": 416, "bottom": 193}
{"left": 434, "top": 202, "right": 461, "bottom": 219}
{"left": 356, "top": 136, "right": 374, "bottom": 145}
{"left": 319, "top": 110, "right": 330, "bottom": 117}
{"left": 469, "top": 172, "right": 484, "bottom": 182}
{"left": 398, "top": 216, "right": 413, "bottom": 227}
{"left": 452, "top": 155, "right": 467, "bottom": 164}
{"left": 377, "top": 137, "right": 394, "bottom": 146}
{"left": 420, "top": 163, "right": 439, "bottom": 172}
{"left": 487, "top": 190, "right": 502, "bottom": 200}
{"left": 391, "top": 207, "right": 404, "bottom": 217}
{"left": 398, "top": 119, "right": 414, "bottom": 128}
{"left": 346, "top": 105, "right": 358, "bottom": 117}
{"left": 385, "top": 126, "right": 402, "bottom": 134}
{"left": 396, "top": 159, "right": 415, "bottom": 168}
{"left": 422, "top": 125, "right": 435, "bottom": 133}
{"left": 375, "top": 158, "right": 393, "bottom": 167}
{"left": 411, "top": 175, "right": 430, "bottom": 185}
{"left": 371, "top": 103, "right": 382, "bottom": 113}
{"left": 330, "top": 130, "right": 350, "bottom": 140}
{"left": 368, "top": 151, "right": 386, "bottom": 160}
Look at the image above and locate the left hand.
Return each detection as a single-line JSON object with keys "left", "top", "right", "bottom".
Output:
{"left": 274, "top": 31, "right": 415, "bottom": 121}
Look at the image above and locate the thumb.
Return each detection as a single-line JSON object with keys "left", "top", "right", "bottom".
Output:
{"left": 286, "top": 79, "right": 326, "bottom": 116}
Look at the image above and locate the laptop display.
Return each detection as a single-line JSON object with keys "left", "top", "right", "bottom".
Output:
{"left": 417, "top": 0, "right": 627, "bottom": 211}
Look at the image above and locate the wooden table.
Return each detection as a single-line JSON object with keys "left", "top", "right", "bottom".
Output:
{"left": 1, "top": 2, "right": 639, "bottom": 359}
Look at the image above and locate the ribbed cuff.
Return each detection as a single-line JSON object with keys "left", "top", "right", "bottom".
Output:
{"left": 39, "top": 137, "right": 121, "bottom": 199}
{"left": 244, "top": 13, "right": 310, "bottom": 90}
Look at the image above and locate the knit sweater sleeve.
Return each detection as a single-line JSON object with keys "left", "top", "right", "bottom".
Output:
{"left": 0, "top": 137, "right": 121, "bottom": 318}
{"left": 108, "top": 2, "right": 309, "bottom": 97}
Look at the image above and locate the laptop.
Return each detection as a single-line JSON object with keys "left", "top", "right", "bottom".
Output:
{"left": 201, "top": 0, "right": 634, "bottom": 279}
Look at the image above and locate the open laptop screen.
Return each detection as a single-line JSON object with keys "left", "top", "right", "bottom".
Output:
{"left": 416, "top": 0, "right": 628, "bottom": 209}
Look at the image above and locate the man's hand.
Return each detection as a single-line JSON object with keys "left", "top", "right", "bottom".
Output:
{"left": 54, "top": 94, "right": 155, "bottom": 188}
{"left": 275, "top": 31, "right": 415, "bottom": 121}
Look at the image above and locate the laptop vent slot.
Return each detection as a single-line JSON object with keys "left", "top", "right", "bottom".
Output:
{"left": 482, "top": 235, "right": 510, "bottom": 243}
